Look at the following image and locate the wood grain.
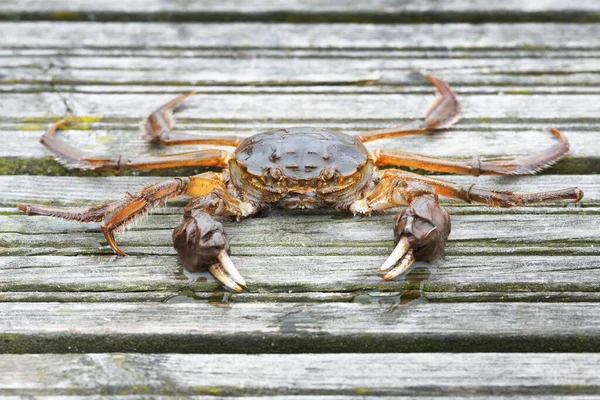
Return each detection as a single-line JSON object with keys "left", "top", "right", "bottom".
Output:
{"left": 1, "top": 2, "right": 600, "bottom": 395}
{"left": 3, "top": 302, "right": 600, "bottom": 353}
{"left": 1, "top": 0, "right": 599, "bottom": 23}
{"left": 1, "top": 23, "right": 599, "bottom": 49}
{"left": 1, "top": 353, "right": 600, "bottom": 396}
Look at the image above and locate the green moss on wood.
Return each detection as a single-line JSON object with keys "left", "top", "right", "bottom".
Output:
{"left": 0, "top": 157, "right": 218, "bottom": 177}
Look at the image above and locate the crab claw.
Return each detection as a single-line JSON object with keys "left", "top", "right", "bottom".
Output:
{"left": 381, "top": 195, "right": 451, "bottom": 280}
{"left": 172, "top": 210, "right": 246, "bottom": 292}
{"left": 380, "top": 236, "right": 410, "bottom": 272}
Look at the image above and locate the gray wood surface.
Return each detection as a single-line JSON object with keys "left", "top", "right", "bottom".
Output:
{"left": 1, "top": 0, "right": 599, "bottom": 23}
{"left": 1, "top": 353, "right": 600, "bottom": 397}
{"left": 3, "top": 302, "right": 600, "bottom": 353}
{"left": 0, "top": 175, "right": 596, "bottom": 300}
{"left": 1, "top": 0, "right": 600, "bottom": 396}
{"left": 2, "top": 22, "right": 600, "bottom": 50}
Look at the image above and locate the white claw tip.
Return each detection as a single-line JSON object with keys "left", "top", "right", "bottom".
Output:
{"left": 380, "top": 236, "right": 410, "bottom": 272}
{"left": 217, "top": 250, "right": 247, "bottom": 287}
{"left": 209, "top": 262, "right": 245, "bottom": 293}
{"left": 383, "top": 249, "right": 415, "bottom": 281}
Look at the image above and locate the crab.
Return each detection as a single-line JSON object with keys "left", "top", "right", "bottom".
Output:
{"left": 17, "top": 75, "right": 583, "bottom": 292}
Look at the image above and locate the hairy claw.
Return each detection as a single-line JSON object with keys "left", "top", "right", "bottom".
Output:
{"left": 394, "top": 195, "right": 451, "bottom": 263}
{"left": 172, "top": 210, "right": 247, "bottom": 291}
{"left": 382, "top": 195, "right": 451, "bottom": 280}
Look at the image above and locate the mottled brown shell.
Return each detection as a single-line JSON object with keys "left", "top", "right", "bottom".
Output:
{"left": 234, "top": 127, "right": 369, "bottom": 181}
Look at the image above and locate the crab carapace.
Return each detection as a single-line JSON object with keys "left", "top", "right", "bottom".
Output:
{"left": 18, "top": 75, "right": 583, "bottom": 292}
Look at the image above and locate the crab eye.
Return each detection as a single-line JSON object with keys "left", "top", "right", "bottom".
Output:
{"left": 269, "top": 167, "right": 283, "bottom": 181}
{"left": 322, "top": 167, "right": 337, "bottom": 181}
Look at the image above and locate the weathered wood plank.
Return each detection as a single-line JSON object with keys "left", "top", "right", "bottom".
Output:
{"left": 1, "top": 93, "right": 598, "bottom": 174}
{"left": 2, "top": 128, "right": 597, "bottom": 176}
{"left": 2, "top": 92, "right": 599, "bottom": 121}
{"left": 1, "top": 176, "right": 595, "bottom": 297}
{"left": 3, "top": 56, "right": 600, "bottom": 89}
{"left": 1, "top": 0, "right": 599, "bottom": 23}
{"left": 3, "top": 302, "right": 600, "bottom": 352}
{"left": 5, "top": 290, "right": 600, "bottom": 304}
{"left": 2, "top": 211, "right": 597, "bottom": 247}
{"left": 0, "top": 90, "right": 598, "bottom": 174}
{"left": 3, "top": 0, "right": 600, "bottom": 14}
{"left": 2, "top": 253, "right": 600, "bottom": 296}
{"left": 3, "top": 47, "right": 600, "bottom": 61}
{"left": 1, "top": 353, "right": 600, "bottom": 396}
{"left": 1, "top": 23, "right": 599, "bottom": 50}
{"left": 1, "top": 175, "right": 596, "bottom": 205}
{"left": 0, "top": 291, "right": 357, "bottom": 303}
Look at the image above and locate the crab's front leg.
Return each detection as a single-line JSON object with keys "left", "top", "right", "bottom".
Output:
{"left": 172, "top": 178, "right": 259, "bottom": 292}
{"left": 18, "top": 171, "right": 257, "bottom": 292}
{"left": 350, "top": 177, "right": 451, "bottom": 280}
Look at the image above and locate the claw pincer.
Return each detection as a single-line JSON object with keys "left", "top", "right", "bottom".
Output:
{"left": 381, "top": 195, "right": 451, "bottom": 280}
{"left": 173, "top": 210, "right": 246, "bottom": 292}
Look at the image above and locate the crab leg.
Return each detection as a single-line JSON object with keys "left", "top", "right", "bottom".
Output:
{"left": 18, "top": 177, "right": 191, "bottom": 256}
{"left": 171, "top": 177, "right": 258, "bottom": 292}
{"left": 352, "top": 167, "right": 582, "bottom": 278}
{"left": 18, "top": 172, "right": 253, "bottom": 291}
{"left": 372, "top": 128, "right": 570, "bottom": 176}
{"left": 382, "top": 169, "right": 583, "bottom": 207}
{"left": 41, "top": 120, "right": 230, "bottom": 171}
{"left": 356, "top": 74, "right": 460, "bottom": 142}
{"left": 143, "top": 91, "right": 244, "bottom": 147}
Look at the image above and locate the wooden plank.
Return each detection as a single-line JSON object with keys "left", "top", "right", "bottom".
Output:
{"left": 2, "top": 92, "right": 599, "bottom": 121}
{"left": 1, "top": 23, "right": 599, "bottom": 50}
{"left": 1, "top": 175, "right": 596, "bottom": 205}
{"left": 1, "top": 128, "right": 597, "bottom": 176}
{"left": 2, "top": 0, "right": 600, "bottom": 14}
{"left": 3, "top": 302, "right": 600, "bottom": 352}
{"left": 1, "top": 353, "right": 600, "bottom": 397}
{"left": 0, "top": 0, "right": 599, "bottom": 23}
{"left": 4, "top": 56, "right": 600, "bottom": 89}
{"left": 1, "top": 176, "right": 595, "bottom": 298}
{"left": 2, "top": 210, "right": 598, "bottom": 247}
{"left": 2, "top": 252, "right": 600, "bottom": 297}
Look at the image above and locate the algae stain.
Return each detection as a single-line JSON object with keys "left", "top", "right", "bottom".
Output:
{"left": 0, "top": 333, "right": 19, "bottom": 342}
{"left": 95, "top": 134, "right": 117, "bottom": 144}
{"left": 505, "top": 89, "right": 535, "bottom": 95}
{"left": 130, "top": 385, "right": 150, "bottom": 394}
{"left": 17, "top": 124, "right": 44, "bottom": 131}
{"left": 110, "top": 354, "right": 128, "bottom": 369}
{"left": 194, "top": 387, "right": 224, "bottom": 395}
{"left": 22, "top": 115, "right": 102, "bottom": 124}
{"left": 53, "top": 10, "right": 82, "bottom": 21}
{"left": 72, "top": 116, "right": 103, "bottom": 123}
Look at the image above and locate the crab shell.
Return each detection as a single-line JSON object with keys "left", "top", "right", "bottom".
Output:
{"left": 228, "top": 127, "right": 375, "bottom": 208}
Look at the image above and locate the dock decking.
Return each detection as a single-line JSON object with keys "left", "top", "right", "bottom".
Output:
{"left": 1, "top": 1, "right": 600, "bottom": 397}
